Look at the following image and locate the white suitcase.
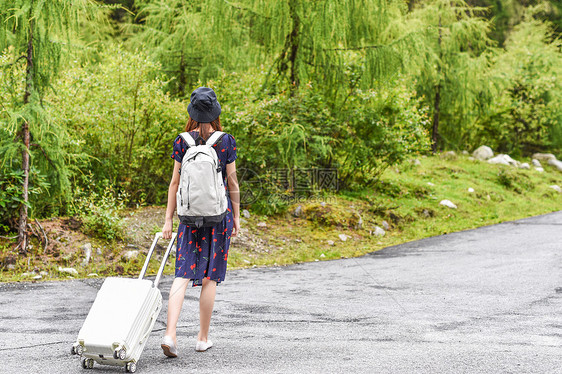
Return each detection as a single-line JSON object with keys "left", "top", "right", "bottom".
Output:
{"left": 71, "top": 232, "right": 177, "bottom": 373}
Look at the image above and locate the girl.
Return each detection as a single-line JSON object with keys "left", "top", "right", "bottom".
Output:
{"left": 161, "top": 87, "right": 240, "bottom": 356}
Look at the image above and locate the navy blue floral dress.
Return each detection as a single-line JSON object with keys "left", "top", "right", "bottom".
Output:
{"left": 170, "top": 131, "right": 237, "bottom": 287}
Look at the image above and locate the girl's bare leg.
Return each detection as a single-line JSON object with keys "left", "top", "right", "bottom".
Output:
{"left": 165, "top": 277, "right": 190, "bottom": 344}
{"left": 198, "top": 278, "right": 217, "bottom": 342}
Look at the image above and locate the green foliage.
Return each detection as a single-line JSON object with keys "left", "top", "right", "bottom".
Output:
{"left": 407, "top": 0, "right": 497, "bottom": 150}
{"left": 48, "top": 47, "right": 187, "bottom": 203}
{"left": 0, "top": 52, "right": 80, "bottom": 218}
{"left": 475, "top": 13, "right": 562, "bottom": 157}
{"left": 73, "top": 183, "right": 128, "bottom": 240}
{"left": 0, "top": 166, "right": 48, "bottom": 229}
{"left": 337, "top": 78, "right": 432, "bottom": 188}
{"left": 0, "top": 0, "right": 560, "bottom": 228}
{"left": 0, "top": 0, "right": 99, "bottom": 226}
{"left": 211, "top": 69, "right": 430, "bottom": 200}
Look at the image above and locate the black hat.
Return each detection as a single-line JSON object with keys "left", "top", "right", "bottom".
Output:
{"left": 187, "top": 87, "right": 222, "bottom": 123}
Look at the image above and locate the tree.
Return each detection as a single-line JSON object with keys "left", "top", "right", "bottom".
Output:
{"left": 407, "top": 0, "right": 497, "bottom": 151}
{"left": 130, "top": 1, "right": 210, "bottom": 96}
{"left": 207, "top": 0, "right": 424, "bottom": 101}
{"left": 477, "top": 9, "right": 562, "bottom": 156}
{"left": 0, "top": 0, "right": 96, "bottom": 253}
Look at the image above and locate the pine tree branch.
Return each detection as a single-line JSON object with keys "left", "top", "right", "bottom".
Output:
{"left": 222, "top": 0, "right": 271, "bottom": 19}
{"left": 30, "top": 143, "right": 56, "bottom": 170}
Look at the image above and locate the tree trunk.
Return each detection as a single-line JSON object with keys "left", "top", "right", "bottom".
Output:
{"left": 288, "top": 0, "right": 300, "bottom": 94}
{"left": 432, "top": 86, "right": 441, "bottom": 153}
{"left": 178, "top": 50, "right": 186, "bottom": 97}
{"left": 18, "top": 19, "right": 34, "bottom": 254}
{"left": 431, "top": 14, "right": 443, "bottom": 153}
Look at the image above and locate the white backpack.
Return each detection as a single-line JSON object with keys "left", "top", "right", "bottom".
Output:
{"left": 176, "top": 131, "right": 228, "bottom": 228}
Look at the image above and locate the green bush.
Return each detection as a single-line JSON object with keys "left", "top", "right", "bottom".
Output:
{"left": 209, "top": 70, "right": 431, "bottom": 209}
{"left": 496, "top": 168, "right": 535, "bottom": 194}
{"left": 48, "top": 46, "right": 188, "bottom": 205}
{"left": 0, "top": 164, "right": 50, "bottom": 230}
{"left": 73, "top": 182, "right": 128, "bottom": 241}
{"left": 475, "top": 17, "right": 562, "bottom": 157}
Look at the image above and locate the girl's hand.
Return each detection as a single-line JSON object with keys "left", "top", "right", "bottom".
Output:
{"left": 162, "top": 219, "right": 173, "bottom": 239}
{"left": 232, "top": 216, "right": 240, "bottom": 237}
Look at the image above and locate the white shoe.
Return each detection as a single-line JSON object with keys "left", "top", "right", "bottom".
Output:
{"left": 161, "top": 335, "right": 178, "bottom": 358}
{"left": 195, "top": 339, "right": 213, "bottom": 352}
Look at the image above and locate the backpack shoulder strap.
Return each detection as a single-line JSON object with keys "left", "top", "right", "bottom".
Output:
{"left": 179, "top": 132, "right": 196, "bottom": 147}
{"left": 206, "top": 131, "right": 226, "bottom": 147}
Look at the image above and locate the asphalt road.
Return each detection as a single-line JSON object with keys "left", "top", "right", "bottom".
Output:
{"left": 1, "top": 212, "right": 561, "bottom": 374}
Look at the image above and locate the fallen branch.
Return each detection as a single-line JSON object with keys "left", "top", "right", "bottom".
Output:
{"left": 35, "top": 218, "right": 48, "bottom": 249}
{"left": 0, "top": 235, "right": 18, "bottom": 240}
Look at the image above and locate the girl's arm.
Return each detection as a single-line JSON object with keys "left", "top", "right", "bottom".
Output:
{"left": 162, "top": 161, "right": 181, "bottom": 239}
{"left": 226, "top": 161, "right": 240, "bottom": 236}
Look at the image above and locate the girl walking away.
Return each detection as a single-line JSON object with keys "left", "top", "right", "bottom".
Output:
{"left": 161, "top": 87, "right": 240, "bottom": 357}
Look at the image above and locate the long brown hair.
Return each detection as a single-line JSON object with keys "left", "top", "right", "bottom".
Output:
{"left": 184, "top": 117, "right": 222, "bottom": 142}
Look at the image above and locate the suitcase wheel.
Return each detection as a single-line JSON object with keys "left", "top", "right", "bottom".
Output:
{"left": 114, "top": 347, "right": 126, "bottom": 360}
{"left": 71, "top": 343, "right": 83, "bottom": 356}
{"left": 126, "top": 362, "right": 137, "bottom": 373}
{"left": 81, "top": 357, "right": 94, "bottom": 369}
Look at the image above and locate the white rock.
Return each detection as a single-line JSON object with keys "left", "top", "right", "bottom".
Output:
{"left": 292, "top": 205, "right": 302, "bottom": 217}
{"left": 320, "top": 202, "right": 327, "bottom": 207}
{"left": 33, "top": 275, "right": 42, "bottom": 280}
{"left": 440, "top": 151, "right": 456, "bottom": 159}
{"left": 242, "top": 209, "right": 251, "bottom": 218}
{"left": 81, "top": 243, "right": 92, "bottom": 266}
{"left": 410, "top": 158, "right": 421, "bottom": 166}
{"left": 373, "top": 226, "right": 385, "bottom": 237}
{"left": 58, "top": 266, "right": 78, "bottom": 276}
{"left": 532, "top": 153, "right": 556, "bottom": 161}
{"left": 468, "top": 156, "right": 475, "bottom": 161}
{"left": 7, "top": 264, "right": 15, "bottom": 270}
{"left": 487, "top": 154, "right": 510, "bottom": 165}
{"left": 439, "top": 199, "right": 458, "bottom": 209}
{"left": 427, "top": 182, "right": 435, "bottom": 186}
{"left": 547, "top": 159, "right": 562, "bottom": 172}
{"left": 39, "top": 271, "right": 48, "bottom": 276}
{"left": 338, "top": 234, "right": 348, "bottom": 242}
{"left": 549, "top": 185, "right": 561, "bottom": 193}
{"left": 22, "top": 272, "right": 33, "bottom": 277}
{"left": 355, "top": 215, "right": 363, "bottom": 230}
{"left": 320, "top": 253, "right": 326, "bottom": 258}
{"left": 519, "top": 163, "right": 530, "bottom": 170}
{"left": 88, "top": 273, "right": 98, "bottom": 277}
{"left": 462, "top": 150, "right": 469, "bottom": 155}
{"left": 535, "top": 167, "right": 544, "bottom": 172}
{"left": 124, "top": 250, "right": 139, "bottom": 260}
{"left": 532, "top": 159, "right": 541, "bottom": 167}
{"left": 382, "top": 220, "right": 390, "bottom": 230}
{"left": 327, "top": 240, "right": 335, "bottom": 246}
{"left": 488, "top": 154, "right": 518, "bottom": 166}
{"left": 257, "top": 221, "right": 267, "bottom": 227}
{"left": 472, "top": 146, "right": 494, "bottom": 160}
{"left": 468, "top": 187, "right": 475, "bottom": 193}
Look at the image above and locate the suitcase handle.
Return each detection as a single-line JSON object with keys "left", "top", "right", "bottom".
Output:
{"left": 139, "top": 232, "right": 177, "bottom": 287}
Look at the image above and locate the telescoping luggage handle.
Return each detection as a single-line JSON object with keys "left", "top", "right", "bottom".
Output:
{"left": 139, "top": 232, "right": 177, "bottom": 288}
